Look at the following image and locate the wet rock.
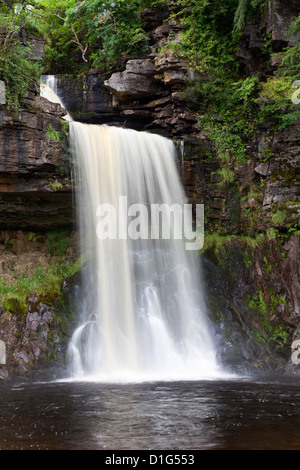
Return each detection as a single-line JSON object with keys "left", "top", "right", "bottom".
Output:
{"left": 201, "top": 236, "right": 298, "bottom": 374}
{"left": 27, "top": 294, "right": 39, "bottom": 313}
{"left": 282, "top": 235, "right": 300, "bottom": 318}
{"left": 0, "top": 302, "right": 73, "bottom": 380}
{"left": 0, "top": 339, "right": 6, "bottom": 365}
{"left": 26, "top": 312, "right": 41, "bottom": 333}
{"left": 255, "top": 162, "right": 270, "bottom": 176}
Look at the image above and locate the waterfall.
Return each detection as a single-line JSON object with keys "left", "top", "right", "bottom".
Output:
{"left": 40, "top": 75, "right": 72, "bottom": 122}
{"left": 42, "top": 76, "right": 225, "bottom": 382}
{"left": 68, "top": 123, "right": 224, "bottom": 382}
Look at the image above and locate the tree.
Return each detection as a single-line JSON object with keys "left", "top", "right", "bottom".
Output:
{"left": 0, "top": 1, "right": 43, "bottom": 112}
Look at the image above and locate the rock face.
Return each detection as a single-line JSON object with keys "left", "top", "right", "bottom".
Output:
{"left": 201, "top": 234, "right": 299, "bottom": 373}
{"left": 237, "top": 0, "right": 300, "bottom": 73}
{"left": 264, "top": 0, "right": 300, "bottom": 50}
{"left": 0, "top": 229, "right": 79, "bottom": 380}
{"left": 0, "top": 28, "right": 45, "bottom": 62}
{"left": 180, "top": 115, "right": 300, "bottom": 373}
{"left": 0, "top": 89, "right": 73, "bottom": 231}
{"left": 54, "top": 7, "right": 199, "bottom": 138}
{"left": 0, "top": 302, "right": 69, "bottom": 380}
{"left": 260, "top": 123, "right": 300, "bottom": 227}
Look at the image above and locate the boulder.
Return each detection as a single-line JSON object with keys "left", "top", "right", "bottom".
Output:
{"left": 104, "top": 59, "right": 163, "bottom": 100}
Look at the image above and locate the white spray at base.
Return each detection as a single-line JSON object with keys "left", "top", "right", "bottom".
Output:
{"left": 41, "top": 76, "right": 227, "bottom": 382}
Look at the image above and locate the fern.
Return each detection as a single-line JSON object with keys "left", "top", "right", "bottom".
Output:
{"left": 233, "top": 0, "right": 249, "bottom": 32}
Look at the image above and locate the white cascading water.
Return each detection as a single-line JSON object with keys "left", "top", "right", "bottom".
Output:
{"left": 41, "top": 76, "right": 225, "bottom": 382}
{"left": 41, "top": 75, "right": 72, "bottom": 121}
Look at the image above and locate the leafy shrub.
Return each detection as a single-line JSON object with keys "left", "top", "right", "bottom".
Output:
{"left": 276, "top": 15, "right": 300, "bottom": 80}
{"left": 256, "top": 77, "right": 300, "bottom": 130}
{"left": 0, "top": 40, "right": 41, "bottom": 113}
{"left": 0, "top": 1, "right": 42, "bottom": 113}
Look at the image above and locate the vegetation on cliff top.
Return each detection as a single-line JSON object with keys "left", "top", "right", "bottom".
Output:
{"left": 1, "top": 0, "right": 299, "bottom": 124}
{"left": 0, "top": 0, "right": 168, "bottom": 110}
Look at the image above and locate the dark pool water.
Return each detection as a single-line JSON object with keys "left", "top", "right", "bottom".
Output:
{"left": 0, "top": 375, "right": 300, "bottom": 450}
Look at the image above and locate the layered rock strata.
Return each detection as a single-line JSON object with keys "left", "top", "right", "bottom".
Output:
{"left": 0, "top": 89, "right": 73, "bottom": 231}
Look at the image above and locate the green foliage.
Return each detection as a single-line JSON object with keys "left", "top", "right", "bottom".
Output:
{"left": 0, "top": 259, "right": 81, "bottom": 315}
{"left": 47, "top": 180, "right": 63, "bottom": 191}
{"left": 202, "top": 232, "right": 265, "bottom": 259}
{"left": 0, "top": 1, "right": 42, "bottom": 113}
{"left": 272, "top": 210, "right": 287, "bottom": 226}
{"left": 266, "top": 227, "right": 277, "bottom": 240}
{"left": 276, "top": 15, "right": 300, "bottom": 80}
{"left": 175, "top": 1, "right": 298, "bottom": 160}
{"left": 46, "top": 124, "right": 61, "bottom": 141}
{"left": 198, "top": 115, "right": 248, "bottom": 165}
{"left": 278, "top": 110, "right": 300, "bottom": 130}
{"left": 34, "top": 0, "right": 87, "bottom": 73}
{"left": 255, "top": 76, "right": 300, "bottom": 130}
{"left": 0, "top": 0, "right": 169, "bottom": 76}
{"left": 0, "top": 41, "right": 40, "bottom": 113}
{"left": 0, "top": 228, "right": 81, "bottom": 315}
{"left": 247, "top": 289, "right": 291, "bottom": 348}
{"left": 191, "top": 75, "right": 260, "bottom": 165}
{"left": 233, "top": 0, "right": 248, "bottom": 32}
{"left": 256, "top": 76, "right": 293, "bottom": 105}
{"left": 46, "top": 228, "right": 69, "bottom": 255}
{"left": 39, "top": 0, "right": 155, "bottom": 72}
{"left": 169, "top": 0, "right": 240, "bottom": 75}
{"left": 217, "top": 167, "right": 236, "bottom": 186}
{"left": 233, "top": 0, "right": 267, "bottom": 32}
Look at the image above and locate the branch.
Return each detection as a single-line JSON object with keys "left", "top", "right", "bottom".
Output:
{"left": 43, "top": 11, "right": 89, "bottom": 63}
{"left": 70, "top": 23, "right": 88, "bottom": 62}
